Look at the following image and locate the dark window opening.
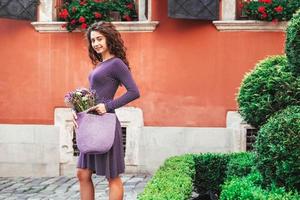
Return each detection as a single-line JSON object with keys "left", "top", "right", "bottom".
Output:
{"left": 246, "top": 128, "right": 258, "bottom": 151}
{"left": 72, "top": 130, "right": 80, "bottom": 156}
{"left": 122, "top": 127, "right": 127, "bottom": 156}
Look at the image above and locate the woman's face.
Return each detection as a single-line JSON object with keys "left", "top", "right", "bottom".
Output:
{"left": 90, "top": 31, "right": 109, "bottom": 55}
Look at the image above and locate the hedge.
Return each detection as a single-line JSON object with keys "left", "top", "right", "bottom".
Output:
{"left": 255, "top": 105, "right": 300, "bottom": 191}
{"left": 225, "top": 152, "right": 256, "bottom": 181}
{"left": 193, "top": 153, "right": 230, "bottom": 196}
{"left": 220, "top": 170, "right": 300, "bottom": 200}
{"left": 237, "top": 55, "right": 300, "bottom": 127}
{"left": 138, "top": 152, "right": 299, "bottom": 199}
{"left": 138, "top": 154, "right": 195, "bottom": 200}
{"left": 286, "top": 9, "right": 300, "bottom": 75}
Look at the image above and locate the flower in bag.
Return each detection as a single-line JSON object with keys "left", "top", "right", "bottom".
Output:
{"left": 64, "top": 88, "right": 96, "bottom": 113}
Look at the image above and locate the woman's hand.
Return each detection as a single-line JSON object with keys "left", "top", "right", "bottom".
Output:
{"left": 72, "top": 110, "right": 78, "bottom": 128}
{"left": 87, "top": 103, "right": 107, "bottom": 115}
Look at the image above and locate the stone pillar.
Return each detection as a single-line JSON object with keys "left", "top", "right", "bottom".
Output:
{"left": 138, "top": 0, "right": 147, "bottom": 21}
{"left": 226, "top": 111, "right": 248, "bottom": 151}
{"left": 54, "top": 108, "right": 74, "bottom": 165}
{"left": 222, "top": 0, "right": 236, "bottom": 20}
{"left": 38, "top": 0, "right": 57, "bottom": 22}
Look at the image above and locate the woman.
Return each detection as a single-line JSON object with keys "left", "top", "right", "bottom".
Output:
{"left": 72, "top": 22, "right": 140, "bottom": 200}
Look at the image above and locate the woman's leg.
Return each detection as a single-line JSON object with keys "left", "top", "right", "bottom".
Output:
{"left": 77, "top": 168, "right": 94, "bottom": 200}
{"left": 108, "top": 176, "right": 124, "bottom": 200}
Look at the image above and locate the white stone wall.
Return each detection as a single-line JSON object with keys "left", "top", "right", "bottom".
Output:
{"left": 137, "top": 127, "right": 235, "bottom": 174}
{"left": 0, "top": 125, "right": 60, "bottom": 177}
{"left": 0, "top": 110, "right": 247, "bottom": 176}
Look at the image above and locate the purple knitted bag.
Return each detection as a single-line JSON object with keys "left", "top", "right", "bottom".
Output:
{"left": 75, "top": 112, "right": 116, "bottom": 154}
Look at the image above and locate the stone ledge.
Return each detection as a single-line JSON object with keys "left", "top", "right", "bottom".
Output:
{"left": 31, "top": 21, "right": 159, "bottom": 33}
{"left": 213, "top": 20, "right": 288, "bottom": 32}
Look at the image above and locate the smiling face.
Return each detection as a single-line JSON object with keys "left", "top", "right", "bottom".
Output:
{"left": 90, "top": 31, "right": 109, "bottom": 55}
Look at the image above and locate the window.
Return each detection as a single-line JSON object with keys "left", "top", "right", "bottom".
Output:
{"left": 31, "top": 0, "right": 159, "bottom": 32}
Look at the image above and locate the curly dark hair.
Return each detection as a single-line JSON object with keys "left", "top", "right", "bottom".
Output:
{"left": 85, "top": 22, "right": 130, "bottom": 69}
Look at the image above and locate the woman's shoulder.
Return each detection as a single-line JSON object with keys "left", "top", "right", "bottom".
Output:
{"left": 108, "top": 57, "right": 130, "bottom": 78}
{"left": 110, "top": 57, "right": 128, "bottom": 70}
{"left": 111, "top": 57, "right": 125, "bottom": 65}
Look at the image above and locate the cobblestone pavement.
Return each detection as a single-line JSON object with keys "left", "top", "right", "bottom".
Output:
{"left": 0, "top": 174, "right": 152, "bottom": 200}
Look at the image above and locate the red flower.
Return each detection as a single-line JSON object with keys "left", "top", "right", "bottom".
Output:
{"left": 274, "top": 6, "right": 283, "bottom": 13}
{"left": 79, "top": 16, "right": 86, "bottom": 23}
{"left": 238, "top": 2, "right": 244, "bottom": 9}
{"left": 80, "top": 0, "right": 87, "bottom": 6}
{"left": 59, "top": 9, "right": 69, "bottom": 19}
{"left": 71, "top": 19, "right": 76, "bottom": 25}
{"left": 123, "top": 15, "right": 132, "bottom": 21}
{"left": 61, "top": 24, "right": 67, "bottom": 28}
{"left": 81, "top": 23, "right": 88, "bottom": 29}
{"left": 72, "top": 7, "right": 77, "bottom": 13}
{"left": 261, "top": 12, "right": 268, "bottom": 19}
{"left": 126, "top": 3, "right": 134, "bottom": 10}
{"left": 259, "top": 0, "right": 272, "bottom": 3}
{"left": 94, "top": 12, "right": 102, "bottom": 19}
{"left": 258, "top": 6, "right": 266, "bottom": 13}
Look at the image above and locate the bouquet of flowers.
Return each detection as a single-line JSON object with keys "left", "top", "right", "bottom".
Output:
{"left": 64, "top": 88, "right": 96, "bottom": 113}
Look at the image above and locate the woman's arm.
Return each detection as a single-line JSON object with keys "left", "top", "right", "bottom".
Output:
{"left": 104, "top": 59, "right": 140, "bottom": 112}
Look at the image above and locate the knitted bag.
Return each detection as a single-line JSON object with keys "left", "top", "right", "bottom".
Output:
{"left": 75, "top": 112, "right": 116, "bottom": 154}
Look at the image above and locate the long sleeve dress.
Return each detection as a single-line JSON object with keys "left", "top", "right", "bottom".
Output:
{"left": 77, "top": 57, "right": 140, "bottom": 179}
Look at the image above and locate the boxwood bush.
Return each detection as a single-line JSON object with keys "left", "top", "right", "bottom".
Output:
{"left": 286, "top": 9, "right": 300, "bottom": 75}
{"left": 225, "top": 152, "right": 256, "bottom": 181}
{"left": 193, "top": 153, "right": 230, "bottom": 196}
{"left": 220, "top": 170, "right": 300, "bottom": 200}
{"left": 139, "top": 152, "right": 299, "bottom": 199}
{"left": 237, "top": 55, "right": 300, "bottom": 127}
{"left": 138, "top": 154, "right": 195, "bottom": 200}
{"left": 139, "top": 152, "right": 255, "bottom": 199}
{"left": 254, "top": 105, "right": 300, "bottom": 191}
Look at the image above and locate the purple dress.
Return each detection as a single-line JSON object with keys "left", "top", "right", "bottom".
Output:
{"left": 77, "top": 57, "right": 140, "bottom": 179}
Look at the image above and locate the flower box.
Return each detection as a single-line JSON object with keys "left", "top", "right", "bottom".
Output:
{"left": 238, "top": 0, "right": 300, "bottom": 22}
{"left": 58, "top": 0, "right": 138, "bottom": 32}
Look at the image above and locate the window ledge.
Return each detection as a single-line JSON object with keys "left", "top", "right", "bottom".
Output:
{"left": 31, "top": 21, "right": 159, "bottom": 33}
{"left": 213, "top": 20, "right": 288, "bottom": 32}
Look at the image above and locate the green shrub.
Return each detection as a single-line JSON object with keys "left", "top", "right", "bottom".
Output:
{"left": 193, "top": 153, "right": 230, "bottom": 195}
{"left": 225, "top": 152, "right": 256, "bottom": 180}
{"left": 254, "top": 106, "right": 300, "bottom": 191}
{"left": 220, "top": 170, "right": 266, "bottom": 200}
{"left": 237, "top": 55, "right": 300, "bottom": 127}
{"left": 286, "top": 9, "right": 300, "bottom": 75}
{"left": 138, "top": 154, "right": 195, "bottom": 200}
{"left": 220, "top": 170, "right": 300, "bottom": 200}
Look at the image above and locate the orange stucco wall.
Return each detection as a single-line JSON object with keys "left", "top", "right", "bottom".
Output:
{"left": 0, "top": 1, "right": 285, "bottom": 127}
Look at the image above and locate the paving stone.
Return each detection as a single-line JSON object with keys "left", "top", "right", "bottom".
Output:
{"left": 0, "top": 174, "right": 151, "bottom": 200}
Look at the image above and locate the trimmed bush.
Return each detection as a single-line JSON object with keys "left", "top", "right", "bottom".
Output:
{"left": 237, "top": 55, "right": 300, "bottom": 127}
{"left": 286, "top": 9, "right": 300, "bottom": 74}
{"left": 220, "top": 170, "right": 265, "bottom": 200}
{"left": 225, "top": 152, "right": 255, "bottom": 180}
{"left": 254, "top": 106, "right": 300, "bottom": 191}
{"left": 138, "top": 154, "right": 195, "bottom": 200}
{"left": 193, "top": 153, "right": 230, "bottom": 196}
{"left": 220, "top": 170, "right": 300, "bottom": 200}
